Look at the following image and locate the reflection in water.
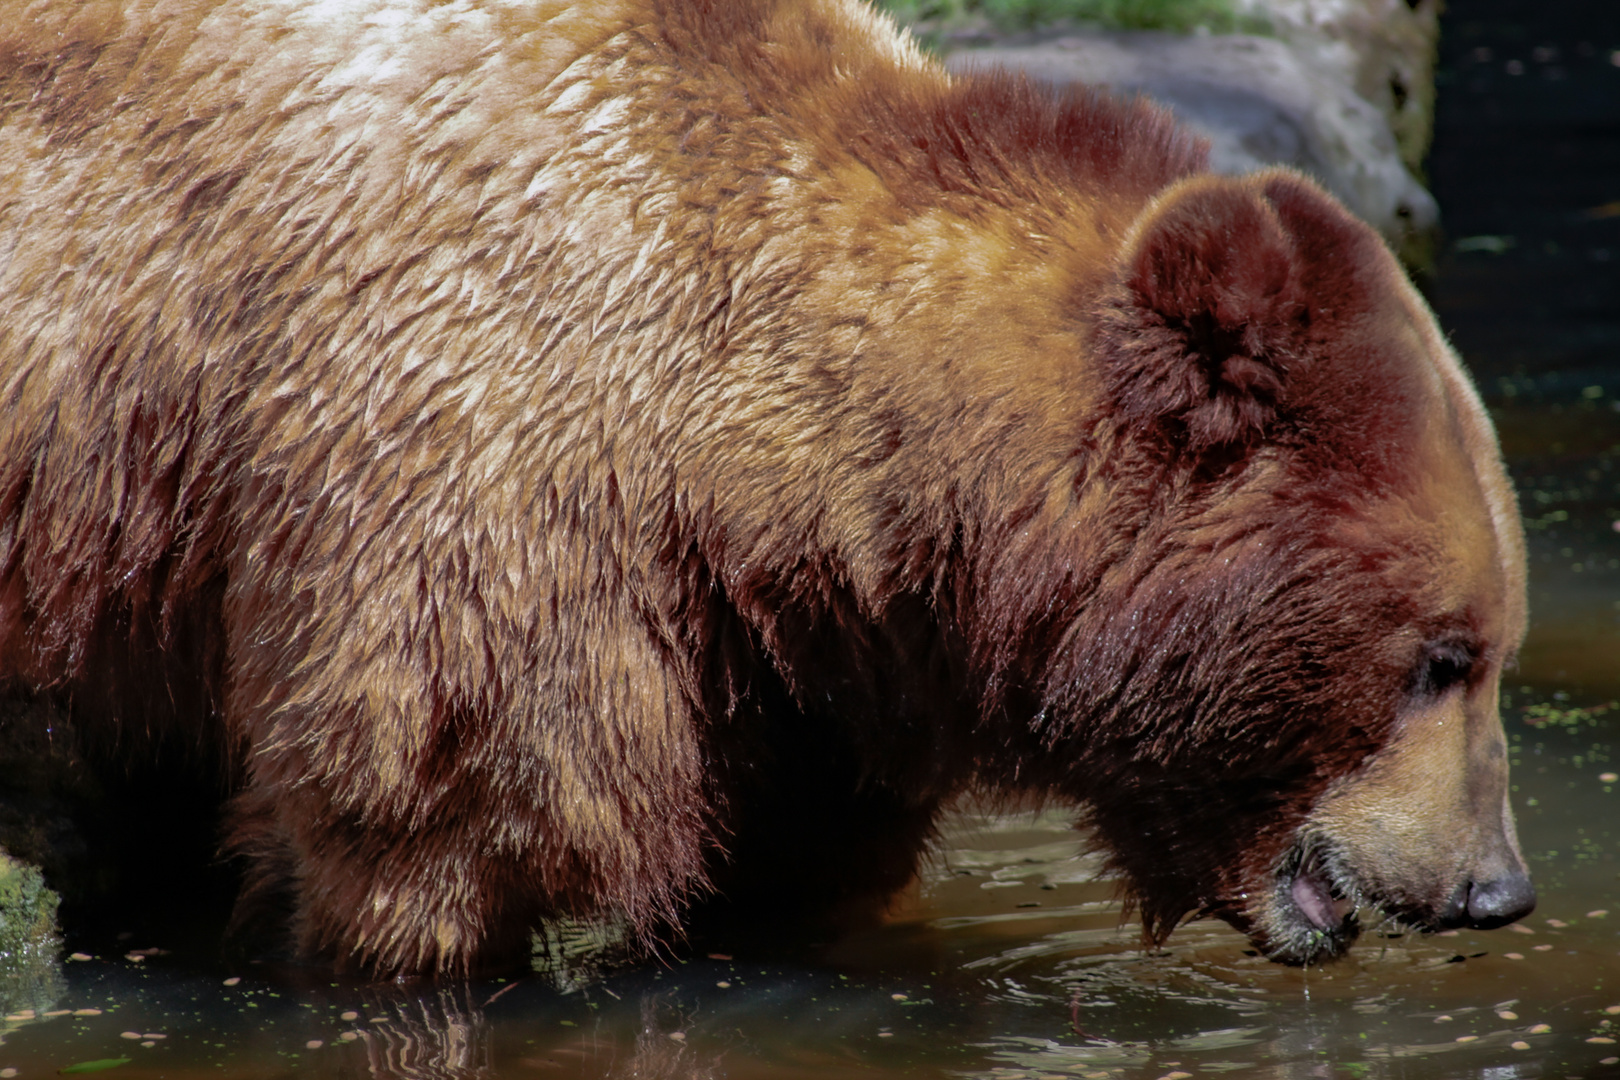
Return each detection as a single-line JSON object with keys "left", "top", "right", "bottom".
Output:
{"left": 352, "top": 989, "right": 489, "bottom": 1080}
{"left": 0, "top": 719, "right": 1614, "bottom": 1080}
{"left": 601, "top": 997, "right": 717, "bottom": 1080}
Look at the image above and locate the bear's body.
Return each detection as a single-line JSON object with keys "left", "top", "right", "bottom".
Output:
{"left": 0, "top": 0, "right": 1531, "bottom": 976}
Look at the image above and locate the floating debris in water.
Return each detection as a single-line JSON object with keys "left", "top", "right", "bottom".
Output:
{"left": 1523, "top": 701, "right": 1618, "bottom": 728}
{"left": 58, "top": 1059, "right": 130, "bottom": 1074}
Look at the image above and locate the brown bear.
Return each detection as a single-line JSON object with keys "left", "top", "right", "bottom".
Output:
{"left": 0, "top": 0, "right": 1532, "bottom": 976}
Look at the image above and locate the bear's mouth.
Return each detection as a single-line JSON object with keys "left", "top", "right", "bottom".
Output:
{"left": 1254, "top": 839, "right": 1364, "bottom": 965}
{"left": 1290, "top": 855, "right": 1355, "bottom": 932}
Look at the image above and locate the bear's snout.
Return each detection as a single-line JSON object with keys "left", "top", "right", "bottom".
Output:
{"left": 1283, "top": 679, "right": 1533, "bottom": 958}
{"left": 1441, "top": 868, "right": 1536, "bottom": 930}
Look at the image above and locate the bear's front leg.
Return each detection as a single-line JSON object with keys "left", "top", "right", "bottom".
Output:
{"left": 219, "top": 534, "right": 716, "bottom": 975}
{"left": 227, "top": 779, "right": 539, "bottom": 974}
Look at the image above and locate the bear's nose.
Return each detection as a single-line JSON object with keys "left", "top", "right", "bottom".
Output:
{"left": 1464, "top": 871, "right": 1536, "bottom": 929}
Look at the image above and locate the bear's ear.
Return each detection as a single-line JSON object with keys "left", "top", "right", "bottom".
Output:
{"left": 1095, "top": 174, "right": 1313, "bottom": 456}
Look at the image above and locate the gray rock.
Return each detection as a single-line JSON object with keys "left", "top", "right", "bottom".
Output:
{"left": 944, "top": 31, "right": 1437, "bottom": 257}
{"left": 1232, "top": 0, "right": 1442, "bottom": 176}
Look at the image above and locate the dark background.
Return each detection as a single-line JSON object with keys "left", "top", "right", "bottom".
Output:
{"left": 1429, "top": 0, "right": 1620, "bottom": 405}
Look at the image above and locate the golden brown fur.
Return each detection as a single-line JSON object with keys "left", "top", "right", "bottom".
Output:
{"left": 0, "top": 0, "right": 1529, "bottom": 975}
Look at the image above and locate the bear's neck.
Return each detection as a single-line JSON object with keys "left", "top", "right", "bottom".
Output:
{"left": 676, "top": 149, "right": 1189, "bottom": 776}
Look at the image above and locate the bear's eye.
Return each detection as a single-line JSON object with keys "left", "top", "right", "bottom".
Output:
{"left": 1411, "top": 640, "right": 1477, "bottom": 698}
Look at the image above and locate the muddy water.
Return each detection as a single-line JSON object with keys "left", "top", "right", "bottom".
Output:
{"left": 2, "top": 1, "right": 1618, "bottom": 1078}
{"left": 1, "top": 755, "right": 1618, "bottom": 1080}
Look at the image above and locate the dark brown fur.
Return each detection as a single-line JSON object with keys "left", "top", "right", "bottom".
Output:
{"left": 0, "top": 0, "right": 1529, "bottom": 975}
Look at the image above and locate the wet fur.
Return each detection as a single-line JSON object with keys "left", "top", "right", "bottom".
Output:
{"left": 0, "top": 0, "right": 1523, "bottom": 974}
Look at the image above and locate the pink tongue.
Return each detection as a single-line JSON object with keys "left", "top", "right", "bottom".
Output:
{"left": 1292, "top": 874, "right": 1338, "bottom": 929}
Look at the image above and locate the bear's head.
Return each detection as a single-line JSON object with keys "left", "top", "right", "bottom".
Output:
{"left": 1046, "top": 170, "right": 1531, "bottom": 964}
